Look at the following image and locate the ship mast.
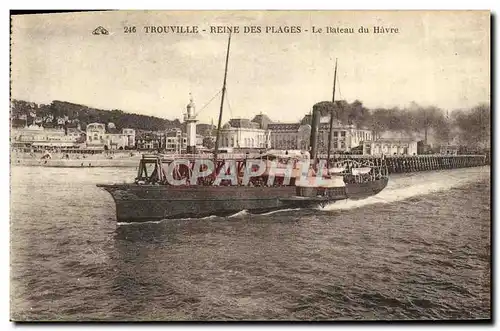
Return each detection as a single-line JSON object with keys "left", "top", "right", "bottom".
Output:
{"left": 326, "top": 58, "right": 338, "bottom": 162}
{"left": 213, "top": 32, "right": 232, "bottom": 160}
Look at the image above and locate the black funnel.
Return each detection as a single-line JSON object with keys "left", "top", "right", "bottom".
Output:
{"left": 309, "top": 107, "right": 321, "bottom": 162}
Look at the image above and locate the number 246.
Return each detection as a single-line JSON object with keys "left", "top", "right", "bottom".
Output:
{"left": 124, "top": 26, "right": 137, "bottom": 33}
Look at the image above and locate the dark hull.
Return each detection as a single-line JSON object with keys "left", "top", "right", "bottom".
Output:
{"left": 345, "top": 177, "right": 389, "bottom": 200}
{"left": 98, "top": 178, "right": 388, "bottom": 223}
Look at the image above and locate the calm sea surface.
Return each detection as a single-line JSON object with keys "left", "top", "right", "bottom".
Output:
{"left": 10, "top": 166, "right": 491, "bottom": 321}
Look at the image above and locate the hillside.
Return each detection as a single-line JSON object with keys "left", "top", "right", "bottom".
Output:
{"left": 311, "top": 100, "right": 490, "bottom": 148}
{"left": 10, "top": 99, "right": 182, "bottom": 131}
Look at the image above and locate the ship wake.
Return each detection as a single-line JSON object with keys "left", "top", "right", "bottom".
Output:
{"left": 228, "top": 210, "right": 250, "bottom": 218}
{"left": 258, "top": 208, "right": 303, "bottom": 216}
{"left": 320, "top": 167, "right": 489, "bottom": 212}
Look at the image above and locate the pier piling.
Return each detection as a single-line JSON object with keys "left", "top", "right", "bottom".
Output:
{"left": 324, "top": 154, "right": 487, "bottom": 174}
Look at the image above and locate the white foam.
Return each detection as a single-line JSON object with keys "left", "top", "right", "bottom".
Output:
{"left": 258, "top": 208, "right": 303, "bottom": 216}
{"left": 228, "top": 210, "right": 249, "bottom": 218}
{"left": 116, "top": 219, "right": 166, "bottom": 226}
{"left": 320, "top": 167, "right": 489, "bottom": 211}
{"left": 200, "top": 215, "right": 218, "bottom": 220}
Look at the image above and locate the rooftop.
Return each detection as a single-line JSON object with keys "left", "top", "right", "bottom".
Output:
{"left": 225, "top": 118, "right": 260, "bottom": 129}
{"left": 369, "top": 138, "right": 417, "bottom": 143}
{"left": 267, "top": 123, "right": 301, "bottom": 130}
{"left": 251, "top": 113, "right": 273, "bottom": 129}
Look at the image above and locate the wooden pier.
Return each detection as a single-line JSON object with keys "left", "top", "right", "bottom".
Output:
{"left": 327, "top": 155, "right": 488, "bottom": 174}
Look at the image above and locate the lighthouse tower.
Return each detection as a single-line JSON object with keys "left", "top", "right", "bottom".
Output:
{"left": 184, "top": 94, "right": 198, "bottom": 154}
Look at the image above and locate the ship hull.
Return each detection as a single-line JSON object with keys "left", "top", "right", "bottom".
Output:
{"left": 345, "top": 177, "right": 389, "bottom": 200}
{"left": 98, "top": 178, "right": 388, "bottom": 223}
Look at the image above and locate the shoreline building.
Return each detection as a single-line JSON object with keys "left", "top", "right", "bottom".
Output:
{"left": 439, "top": 145, "right": 459, "bottom": 155}
{"left": 135, "top": 131, "right": 163, "bottom": 151}
{"left": 163, "top": 128, "right": 204, "bottom": 154}
{"left": 86, "top": 122, "right": 136, "bottom": 150}
{"left": 268, "top": 114, "right": 372, "bottom": 153}
{"left": 11, "top": 124, "right": 86, "bottom": 150}
{"left": 165, "top": 128, "right": 184, "bottom": 153}
{"left": 313, "top": 116, "right": 373, "bottom": 154}
{"left": 267, "top": 123, "right": 311, "bottom": 151}
{"left": 219, "top": 118, "right": 271, "bottom": 150}
{"left": 362, "top": 138, "right": 418, "bottom": 156}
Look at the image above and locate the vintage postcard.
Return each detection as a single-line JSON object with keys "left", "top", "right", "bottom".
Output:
{"left": 10, "top": 10, "right": 490, "bottom": 321}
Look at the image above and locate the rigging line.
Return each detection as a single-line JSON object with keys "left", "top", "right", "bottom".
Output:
{"left": 196, "top": 89, "right": 223, "bottom": 116}
{"left": 224, "top": 88, "right": 234, "bottom": 120}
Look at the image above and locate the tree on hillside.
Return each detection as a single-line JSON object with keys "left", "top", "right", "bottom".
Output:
{"left": 410, "top": 105, "right": 447, "bottom": 144}
{"left": 11, "top": 100, "right": 35, "bottom": 120}
{"left": 312, "top": 100, "right": 361, "bottom": 125}
{"left": 432, "top": 113, "right": 452, "bottom": 144}
{"left": 202, "top": 137, "right": 215, "bottom": 149}
{"left": 367, "top": 108, "right": 392, "bottom": 138}
{"left": 452, "top": 104, "right": 490, "bottom": 149}
{"left": 348, "top": 100, "right": 370, "bottom": 127}
{"left": 10, "top": 98, "right": 182, "bottom": 131}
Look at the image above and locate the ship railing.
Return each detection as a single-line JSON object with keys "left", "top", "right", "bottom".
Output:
{"left": 143, "top": 152, "right": 487, "bottom": 162}
{"left": 344, "top": 166, "right": 388, "bottom": 184}
{"left": 141, "top": 152, "right": 283, "bottom": 162}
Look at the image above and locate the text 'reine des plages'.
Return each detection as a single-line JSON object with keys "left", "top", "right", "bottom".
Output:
{"left": 134, "top": 25, "right": 399, "bottom": 34}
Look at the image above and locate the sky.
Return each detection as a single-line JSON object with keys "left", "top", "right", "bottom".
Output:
{"left": 11, "top": 10, "right": 490, "bottom": 124}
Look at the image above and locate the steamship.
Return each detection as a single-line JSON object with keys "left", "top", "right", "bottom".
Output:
{"left": 98, "top": 33, "right": 389, "bottom": 223}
